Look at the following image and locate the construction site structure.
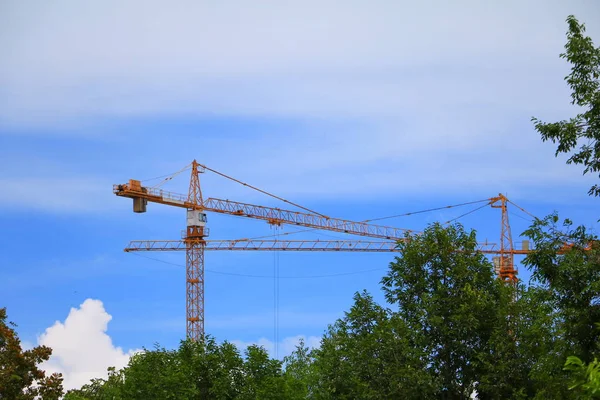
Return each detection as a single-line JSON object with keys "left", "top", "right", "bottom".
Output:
{"left": 113, "top": 160, "right": 591, "bottom": 340}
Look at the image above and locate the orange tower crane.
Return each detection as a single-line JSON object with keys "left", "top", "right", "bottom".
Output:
{"left": 114, "top": 160, "right": 547, "bottom": 340}
{"left": 115, "top": 161, "right": 422, "bottom": 339}
{"left": 490, "top": 194, "right": 518, "bottom": 283}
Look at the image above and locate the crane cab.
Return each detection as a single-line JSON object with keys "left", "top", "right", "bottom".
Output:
{"left": 187, "top": 210, "right": 207, "bottom": 227}
{"left": 186, "top": 210, "right": 208, "bottom": 238}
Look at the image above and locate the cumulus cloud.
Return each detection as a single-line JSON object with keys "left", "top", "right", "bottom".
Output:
{"left": 37, "top": 299, "right": 138, "bottom": 391}
{"left": 232, "top": 335, "right": 322, "bottom": 360}
{"left": 34, "top": 299, "right": 322, "bottom": 391}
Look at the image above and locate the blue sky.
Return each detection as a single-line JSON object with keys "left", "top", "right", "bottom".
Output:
{"left": 1, "top": 0, "right": 599, "bottom": 390}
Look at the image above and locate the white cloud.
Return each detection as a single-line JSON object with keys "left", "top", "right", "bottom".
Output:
{"left": 0, "top": 178, "right": 114, "bottom": 213}
{"left": 232, "top": 335, "right": 321, "bottom": 360}
{"left": 0, "top": 0, "right": 598, "bottom": 128}
{"left": 37, "top": 299, "right": 139, "bottom": 391}
{"left": 1, "top": 1, "right": 598, "bottom": 211}
{"left": 33, "top": 298, "right": 321, "bottom": 392}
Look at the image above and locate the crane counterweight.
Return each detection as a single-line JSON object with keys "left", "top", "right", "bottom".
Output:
{"left": 133, "top": 197, "right": 147, "bottom": 213}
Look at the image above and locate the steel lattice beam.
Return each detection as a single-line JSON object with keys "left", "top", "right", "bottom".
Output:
{"left": 113, "top": 185, "right": 413, "bottom": 240}
{"left": 186, "top": 241, "right": 204, "bottom": 341}
{"left": 124, "top": 239, "right": 535, "bottom": 255}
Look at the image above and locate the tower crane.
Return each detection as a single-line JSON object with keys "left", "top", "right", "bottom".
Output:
{"left": 113, "top": 160, "right": 573, "bottom": 340}
{"left": 115, "top": 161, "right": 421, "bottom": 340}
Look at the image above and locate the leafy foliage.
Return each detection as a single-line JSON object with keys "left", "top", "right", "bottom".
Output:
{"left": 311, "top": 291, "right": 432, "bottom": 399}
{"left": 61, "top": 217, "right": 599, "bottom": 399}
{"left": 532, "top": 15, "right": 600, "bottom": 196}
{"left": 63, "top": 337, "right": 297, "bottom": 400}
{"left": 564, "top": 352, "right": 600, "bottom": 398}
{"left": 381, "top": 223, "right": 502, "bottom": 398}
{"left": 0, "top": 307, "right": 63, "bottom": 399}
{"left": 281, "top": 339, "right": 316, "bottom": 399}
{"left": 523, "top": 214, "right": 600, "bottom": 364}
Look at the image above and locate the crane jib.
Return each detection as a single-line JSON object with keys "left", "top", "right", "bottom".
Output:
{"left": 113, "top": 182, "right": 409, "bottom": 240}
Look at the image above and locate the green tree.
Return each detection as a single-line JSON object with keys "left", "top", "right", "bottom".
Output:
{"left": 64, "top": 337, "right": 297, "bottom": 400}
{"left": 311, "top": 291, "right": 432, "bottom": 399}
{"left": 474, "top": 281, "right": 536, "bottom": 400}
{"left": 532, "top": 15, "right": 600, "bottom": 196}
{"left": 64, "top": 368, "right": 124, "bottom": 400}
{"left": 175, "top": 338, "right": 245, "bottom": 399}
{"left": 0, "top": 307, "right": 63, "bottom": 400}
{"left": 118, "top": 344, "right": 195, "bottom": 399}
{"left": 63, "top": 220, "right": 598, "bottom": 399}
{"left": 563, "top": 325, "right": 600, "bottom": 399}
{"left": 520, "top": 214, "right": 600, "bottom": 399}
{"left": 528, "top": 15, "right": 600, "bottom": 397}
{"left": 381, "top": 223, "right": 504, "bottom": 399}
{"left": 513, "top": 286, "right": 572, "bottom": 400}
{"left": 564, "top": 353, "right": 600, "bottom": 399}
{"left": 282, "top": 339, "right": 317, "bottom": 400}
{"left": 523, "top": 214, "right": 600, "bottom": 364}
{"left": 311, "top": 223, "right": 531, "bottom": 399}
{"left": 240, "top": 345, "right": 286, "bottom": 399}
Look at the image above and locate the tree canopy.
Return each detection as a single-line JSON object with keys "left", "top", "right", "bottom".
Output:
{"left": 532, "top": 15, "right": 600, "bottom": 197}
{"left": 0, "top": 308, "right": 63, "bottom": 400}
{"left": 62, "top": 337, "right": 298, "bottom": 400}
{"left": 57, "top": 218, "right": 598, "bottom": 399}
{"left": 2, "top": 216, "right": 597, "bottom": 399}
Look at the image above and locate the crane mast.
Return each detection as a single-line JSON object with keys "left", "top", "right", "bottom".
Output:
{"left": 490, "top": 194, "right": 517, "bottom": 283}
{"left": 185, "top": 161, "right": 207, "bottom": 341}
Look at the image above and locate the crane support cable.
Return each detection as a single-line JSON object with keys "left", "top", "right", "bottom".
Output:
{"left": 506, "top": 199, "right": 538, "bottom": 220}
{"left": 151, "top": 164, "right": 193, "bottom": 189}
{"left": 228, "top": 227, "right": 350, "bottom": 242}
{"left": 130, "top": 252, "right": 386, "bottom": 279}
{"left": 197, "top": 163, "right": 329, "bottom": 219}
{"left": 443, "top": 202, "right": 492, "bottom": 225}
{"left": 509, "top": 211, "right": 532, "bottom": 222}
{"left": 363, "top": 198, "right": 492, "bottom": 223}
{"left": 141, "top": 164, "right": 192, "bottom": 183}
{"left": 273, "top": 226, "right": 280, "bottom": 358}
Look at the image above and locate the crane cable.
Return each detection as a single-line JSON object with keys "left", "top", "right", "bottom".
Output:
{"left": 150, "top": 164, "right": 193, "bottom": 189}
{"left": 198, "top": 163, "right": 329, "bottom": 219}
{"left": 507, "top": 199, "right": 538, "bottom": 220}
{"left": 442, "top": 202, "right": 493, "bottom": 225}
{"left": 130, "top": 252, "right": 386, "bottom": 278}
{"left": 273, "top": 226, "right": 280, "bottom": 359}
{"left": 140, "top": 167, "right": 191, "bottom": 182}
{"left": 143, "top": 163, "right": 529, "bottom": 231}
{"left": 363, "top": 198, "right": 492, "bottom": 223}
